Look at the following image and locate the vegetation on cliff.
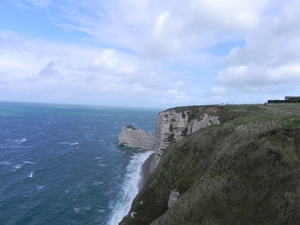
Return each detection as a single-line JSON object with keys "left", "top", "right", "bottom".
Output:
{"left": 120, "top": 104, "right": 300, "bottom": 225}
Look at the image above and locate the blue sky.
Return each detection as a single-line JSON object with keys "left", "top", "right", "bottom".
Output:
{"left": 1, "top": 0, "right": 300, "bottom": 108}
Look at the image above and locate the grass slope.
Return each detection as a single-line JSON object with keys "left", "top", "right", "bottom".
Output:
{"left": 120, "top": 104, "right": 300, "bottom": 225}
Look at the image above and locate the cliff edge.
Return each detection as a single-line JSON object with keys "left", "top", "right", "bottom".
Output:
{"left": 120, "top": 103, "right": 300, "bottom": 225}
{"left": 119, "top": 106, "right": 222, "bottom": 159}
{"left": 155, "top": 106, "right": 221, "bottom": 161}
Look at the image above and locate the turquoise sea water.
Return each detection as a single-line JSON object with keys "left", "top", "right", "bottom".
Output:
{"left": 0, "top": 102, "right": 159, "bottom": 225}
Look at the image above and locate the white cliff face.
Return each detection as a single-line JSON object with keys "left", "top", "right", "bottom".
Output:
{"left": 118, "top": 107, "right": 221, "bottom": 161}
{"left": 118, "top": 126, "right": 155, "bottom": 150}
{"left": 188, "top": 113, "right": 220, "bottom": 134}
{"left": 155, "top": 109, "right": 188, "bottom": 158}
{"left": 155, "top": 107, "right": 220, "bottom": 161}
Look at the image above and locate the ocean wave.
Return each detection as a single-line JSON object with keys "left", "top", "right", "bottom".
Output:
{"left": 61, "top": 141, "right": 79, "bottom": 146}
{"left": 74, "top": 207, "right": 80, "bottom": 213}
{"left": 0, "top": 161, "right": 11, "bottom": 166}
{"left": 107, "top": 151, "right": 152, "bottom": 225}
{"left": 12, "top": 164, "right": 22, "bottom": 171}
{"left": 15, "top": 138, "right": 27, "bottom": 145}
{"left": 70, "top": 142, "right": 79, "bottom": 145}
{"left": 36, "top": 185, "right": 45, "bottom": 190}
{"left": 74, "top": 206, "right": 91, "bottom": 213}
{"left": 2, "top": 138, "right": 27, "bottom": 149}
{"left": 98, "top": 163, "right": 107, "bottom": 167}
{"left": 15, "top": 164, "right": 22, "bottom": 169}
{"left": 93, "top": 181, "right": 103, "bottom": 186}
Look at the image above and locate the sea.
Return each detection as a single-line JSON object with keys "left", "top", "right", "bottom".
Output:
{"left": 0, "top": 102, "right": 160, "bottom": 225}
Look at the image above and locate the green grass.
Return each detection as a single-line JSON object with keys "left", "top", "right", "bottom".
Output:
{"left": 120, "top": 104, "right": 300, "bottom": 225}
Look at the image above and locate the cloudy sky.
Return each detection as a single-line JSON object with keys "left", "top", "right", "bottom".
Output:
{"left": 0, "top": 0, "right": 300, "bottom": 108}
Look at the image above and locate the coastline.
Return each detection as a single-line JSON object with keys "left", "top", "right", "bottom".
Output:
{"left": 139, "top": 152, "right": 156, "bottom": 190}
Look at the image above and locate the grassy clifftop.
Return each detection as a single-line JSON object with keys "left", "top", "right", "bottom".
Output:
{"left": 121, "top": 104, "right": 300, "bottom": 225}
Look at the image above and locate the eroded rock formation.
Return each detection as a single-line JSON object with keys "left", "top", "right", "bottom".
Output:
{"left": 118, "top": 107, "right": 221, "bottom": 158}
{"left": 118, "top": 125, "right": 155, "bottom": 150}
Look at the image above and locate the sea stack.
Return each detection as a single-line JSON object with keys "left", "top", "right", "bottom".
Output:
{"left": 118, "top": 125, "right": 155, "bottom": 150}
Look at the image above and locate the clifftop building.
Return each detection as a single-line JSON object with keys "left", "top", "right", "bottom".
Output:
{"left": 285, "top": 96, "right": 300, "bottom": 101}
{"left": 268, "top": 96, "right": 300, "bottom": 103}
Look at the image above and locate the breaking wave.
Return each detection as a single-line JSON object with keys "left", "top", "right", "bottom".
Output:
{"left": 107, "top": 151, "right": 152, "bottom": 225}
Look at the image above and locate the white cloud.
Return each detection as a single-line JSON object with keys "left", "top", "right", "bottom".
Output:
{"left": 2, "top": 0, "right": 300, "bottom": 107}
{"left": 217, "top": 64, "right": 300, "bottom": 87}
{"left": 272, "top": 0, "right": 300, "bottom": 36}
{"left": 131, "top": 83, "right": 148, "bottom": 94}
{"left": 173, "top": 80, "right": 185, "bottom": 88}
{"left": 38, "top": 62, "right": 59, "bottom": 77}
{"left": 164, "top": 89, "right": 191, "bottom": 104}
{"left": 91, "top": 49, "right": 137, "bottom": 75}
{"left": 154, "top": 11, "right": 170, "bottom": 35}
{"left": 214, "top": 0, "right": 300, "bottom": 99}
{"left": 0, "top": 31, "right": 181, "bottom": 107}
{"left": 210, "top": 86, "right": 228, "bottom": 96}
{"left": 190, "top": 0, "right": 268, "bottom": 31}
{"left": 92, "top": 50, "right": 119, "bottom": 70}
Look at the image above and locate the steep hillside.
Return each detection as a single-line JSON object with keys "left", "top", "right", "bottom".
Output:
{"left": 120, "top": 104, "right": 300, "bottom": 225}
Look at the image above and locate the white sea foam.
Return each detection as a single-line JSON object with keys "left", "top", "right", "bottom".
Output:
{"left": 93, "top": 181, "right": 104, "bottom": 186}
{"left": 0, "top": 161, "right": 11, "bottom": 166}
{"left": 14, "top": 164, "right": 22, "bottom": 170}
{"left": 36, "top": 185, "right": 45, "bottom": 190}
{"left": 74, "top": 207, "right": 80, "bottom": 213}
{"left": 15, "top": 138, "right": 27, "bottom": 145}
{"left": 107, "top": 151, "right": 152, "bottom": 225}
{"left": 24, "top": 161, "right": 34, "bottom": 165}
{"left": 62, "top": 141, "right": 79, "bottom": 146}
{"left": 70, "top": 142, "right": 79, "bottom": 145}
{"left": 12, "top": 138, "right": 27, "bottom": 147}
{"left": 74, "top": 206, "right": 91, "bottom": 213}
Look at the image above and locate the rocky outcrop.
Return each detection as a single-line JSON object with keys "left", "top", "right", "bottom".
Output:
{"left": 168, "top": 189, "right": 180, "bottom": 208}
{"left": 118, "top": 125, "right": 155, "bottom": 150}
{"left": 118, "top": 106, "right": 221, "bottom": 160}
{"left": 118, "top": 107, "right": 221, "bottom": 158}
{"left": 155, "top": 106, "right": 221, "bottom": 160}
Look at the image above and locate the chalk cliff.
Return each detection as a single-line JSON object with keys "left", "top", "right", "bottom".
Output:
{"left": 120, "top": 104, "right": 300, "bottom": 225}
{"left": 155, "top": 106, "right": 220, "bottom": 160}
{"left": 118, "top": 106, "right": 221, "bottom": 158}
{"left": 118, "top": 125, "right": 155, "bottom": 150}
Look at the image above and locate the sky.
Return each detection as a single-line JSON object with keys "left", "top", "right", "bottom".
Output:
{"left": 0, "top": 0, "right": 300, "bottom": 108}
